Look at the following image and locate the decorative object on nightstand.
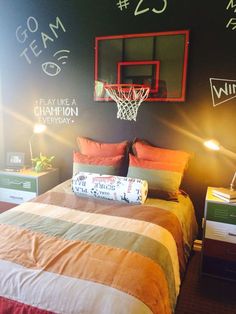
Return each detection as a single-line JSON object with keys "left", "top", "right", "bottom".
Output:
{"left": 212, "top": 186, "right": 236, "bottom": 202}
{"left": 201, "top": 187, "right": 236, "bottom": 280}
{"left": 31, "top": 153, "right": 55, "bottom": 173}
{"left": 5, "top": 152, "right": 25, "bottom": 171}
{"left": 0, "top": 168, "right": 59, "bottom": 205}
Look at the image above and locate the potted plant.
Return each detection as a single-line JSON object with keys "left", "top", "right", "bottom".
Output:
{"left": 31, "top": 153, "right": 55, "bottom": 173}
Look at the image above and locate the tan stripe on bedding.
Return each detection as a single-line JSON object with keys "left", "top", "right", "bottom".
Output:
{"left": 0, "top": 224, "right": 171, "bottom": 314}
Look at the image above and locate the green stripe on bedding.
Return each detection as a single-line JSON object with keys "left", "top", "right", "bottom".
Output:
{"left": 0, "top": 210, "right": 177, "bottom": 307}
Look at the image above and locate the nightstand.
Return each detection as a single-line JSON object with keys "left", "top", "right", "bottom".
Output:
{"left": 0, "top": 168, "right": 59, "bottom": 205}
{"left": 201, "top": 187, "right": 236, "bottom": 280}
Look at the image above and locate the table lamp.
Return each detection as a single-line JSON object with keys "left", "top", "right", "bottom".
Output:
{"left": 29, "top": 123, "right": 47, "bottom": 164}
{"left": 203, "top": 139, "right": 220, "bottom": 151}
{"left": 204, "top": 139, "right": 236, "bottom": 191}
{"left": 230, "top": 171, "right": 236, "bottom": 191}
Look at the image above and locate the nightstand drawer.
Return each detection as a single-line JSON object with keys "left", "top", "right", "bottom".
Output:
{"left": 0, "top": 174, "right": 36, "bottom": 192}
{"left": 202, "top": 187, "right": 236, "bottom": 281}
{"left": 203, "top": 238, "right": 236, "bottom": 262}
{"left": 206, "top": 202, "right": 236, "bottom": 225}
{"left": 0, "top": 169, "right": 59, "bottom": 205}
{"left": 205, "top": 220, "right": 236, "bottom": 243}
{"left": 0, "top": 188, "right": 36, "bottom": 204}
{"left": 202, "top": 255, "right": 236, "bottom": 281}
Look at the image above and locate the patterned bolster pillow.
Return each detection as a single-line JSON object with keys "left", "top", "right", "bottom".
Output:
{"left": 72, "top": 172, "right": 148, "bottom": 204}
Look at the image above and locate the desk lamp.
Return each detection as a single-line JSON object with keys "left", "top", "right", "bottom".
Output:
{"left": 204, "top": 139, "right": 236, "bottom": 191}
{"left": 29, "top": 124, "right": 47, "bottom": 164}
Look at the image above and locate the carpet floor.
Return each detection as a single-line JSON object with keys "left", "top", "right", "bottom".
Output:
{"left": 175, "top": 251, "right": 236, "bottom": 314}
{"left": 0, "top": 202, "right": 17, "bottom": 212}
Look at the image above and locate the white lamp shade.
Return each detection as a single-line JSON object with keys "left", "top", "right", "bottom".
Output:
{"left": 33, "top": 124, "right": 47, "bottom": 134}
{"left": 203, "top": 139, "right": 220, "bottom": 151}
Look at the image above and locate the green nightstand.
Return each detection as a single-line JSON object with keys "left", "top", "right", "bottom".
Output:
{"left": 201, "top": 187, "right": 236, "bottom": 280}
{"left": 0, "top": 168, "right": 59, "bottom": 205}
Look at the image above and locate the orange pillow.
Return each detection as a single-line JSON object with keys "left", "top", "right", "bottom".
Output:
{"left": 77, "top": 136, "right": 129, "bottom": 157}
{"left": 127, "top": 154, "right": 185, "bottom": 194}
{"left": 132, "top": 140, "right": 190, "bottom": 169}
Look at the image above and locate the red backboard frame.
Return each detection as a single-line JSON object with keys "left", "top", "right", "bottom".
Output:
{"left": 117, "top": 60, "right": 160, "bottom": 93}
{"left": 95, "top": 30, "right": 190, "bottom": 102}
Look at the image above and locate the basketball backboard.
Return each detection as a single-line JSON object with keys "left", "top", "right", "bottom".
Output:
{"left": 95, "top": 30, "right": 189, "bottom": 102}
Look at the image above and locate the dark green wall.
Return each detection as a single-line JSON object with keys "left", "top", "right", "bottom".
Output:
{"left": 1, "top": 0, "right": 236, "bottom": 233}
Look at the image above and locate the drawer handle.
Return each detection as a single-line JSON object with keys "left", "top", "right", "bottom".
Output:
{"left": 10, "top": 195, "right": 24, "bottom": 200}
{"left": 228, "top": 233, "right": 236, "bottom": 237}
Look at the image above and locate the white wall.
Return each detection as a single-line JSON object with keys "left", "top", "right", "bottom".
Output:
{"left": 0, "top": 71, "right": 4, "bottom": 168}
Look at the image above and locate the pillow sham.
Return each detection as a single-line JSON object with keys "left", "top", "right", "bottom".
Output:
{"left": 132, "top": 140, "right": 190, "bottom": 169}
{"left": 72, "top": 172, "right": 148, "bottom": 204}
{"left": 77, "top": 136, "right": 129, "bottom": 157}
{"left": 127, "top": 154, "right": 185, "bottom": 195}
{"left": 73, "top": 152, "right": 124, "bottom": 176}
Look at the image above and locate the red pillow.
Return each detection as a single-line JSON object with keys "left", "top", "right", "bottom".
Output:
{"left": 77, "top": 136, "right": 129, "bottom": 157}
{"left": 132, "top": 140, "right": 190, "bottom": 169}
{"left": 129, "top": 154, "right": 185, "bottom": 172}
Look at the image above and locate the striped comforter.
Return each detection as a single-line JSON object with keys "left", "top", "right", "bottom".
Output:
{"left": 0, "top": 180, "right": 197, "bottom": 314}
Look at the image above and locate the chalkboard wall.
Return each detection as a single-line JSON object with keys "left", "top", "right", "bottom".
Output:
{"left": 1, "top": 0, "right": 236, "bottom": 234}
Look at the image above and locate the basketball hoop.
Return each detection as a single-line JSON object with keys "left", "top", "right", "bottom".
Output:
{"left": 104, "top": 84, "right": 150, "bottom": 121}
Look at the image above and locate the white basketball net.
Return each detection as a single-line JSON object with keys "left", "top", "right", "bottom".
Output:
{"left": 105, "top": 84, "right": 150, "bottom": 121}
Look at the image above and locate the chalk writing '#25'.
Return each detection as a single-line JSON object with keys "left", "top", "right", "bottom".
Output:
{"left": 116, "top": 0, "right": 168, "bottom": 16}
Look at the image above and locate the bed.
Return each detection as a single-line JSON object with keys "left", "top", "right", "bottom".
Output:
{"left": 0, "top": 178, "right": 197, "bottom": 314}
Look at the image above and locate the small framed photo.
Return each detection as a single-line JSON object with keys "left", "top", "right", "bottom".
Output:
{"left": 6, "top": 152, "right": 25, "bottom": 169}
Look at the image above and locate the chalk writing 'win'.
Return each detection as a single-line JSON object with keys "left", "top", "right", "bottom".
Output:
{"left": 210, "top": 78, "right": 236, "bottom": 107}
{"left": 213, "top": 83, "right": 236, "bottom": 99}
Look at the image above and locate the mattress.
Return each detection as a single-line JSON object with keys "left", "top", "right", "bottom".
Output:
{"left": 0, "top": 179, "right": 198, "bottom": 314}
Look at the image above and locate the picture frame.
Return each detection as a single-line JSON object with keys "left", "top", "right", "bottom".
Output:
{"left": 6, "top": 152, "right": 25, "bottom": 169}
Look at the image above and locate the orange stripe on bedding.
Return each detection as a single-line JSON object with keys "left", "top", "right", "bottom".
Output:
{"left": 0, "top": 224, "right": 171, "bottom": 314}
{"left": 34, "top": 191, "right": 186, "bottom": 275}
